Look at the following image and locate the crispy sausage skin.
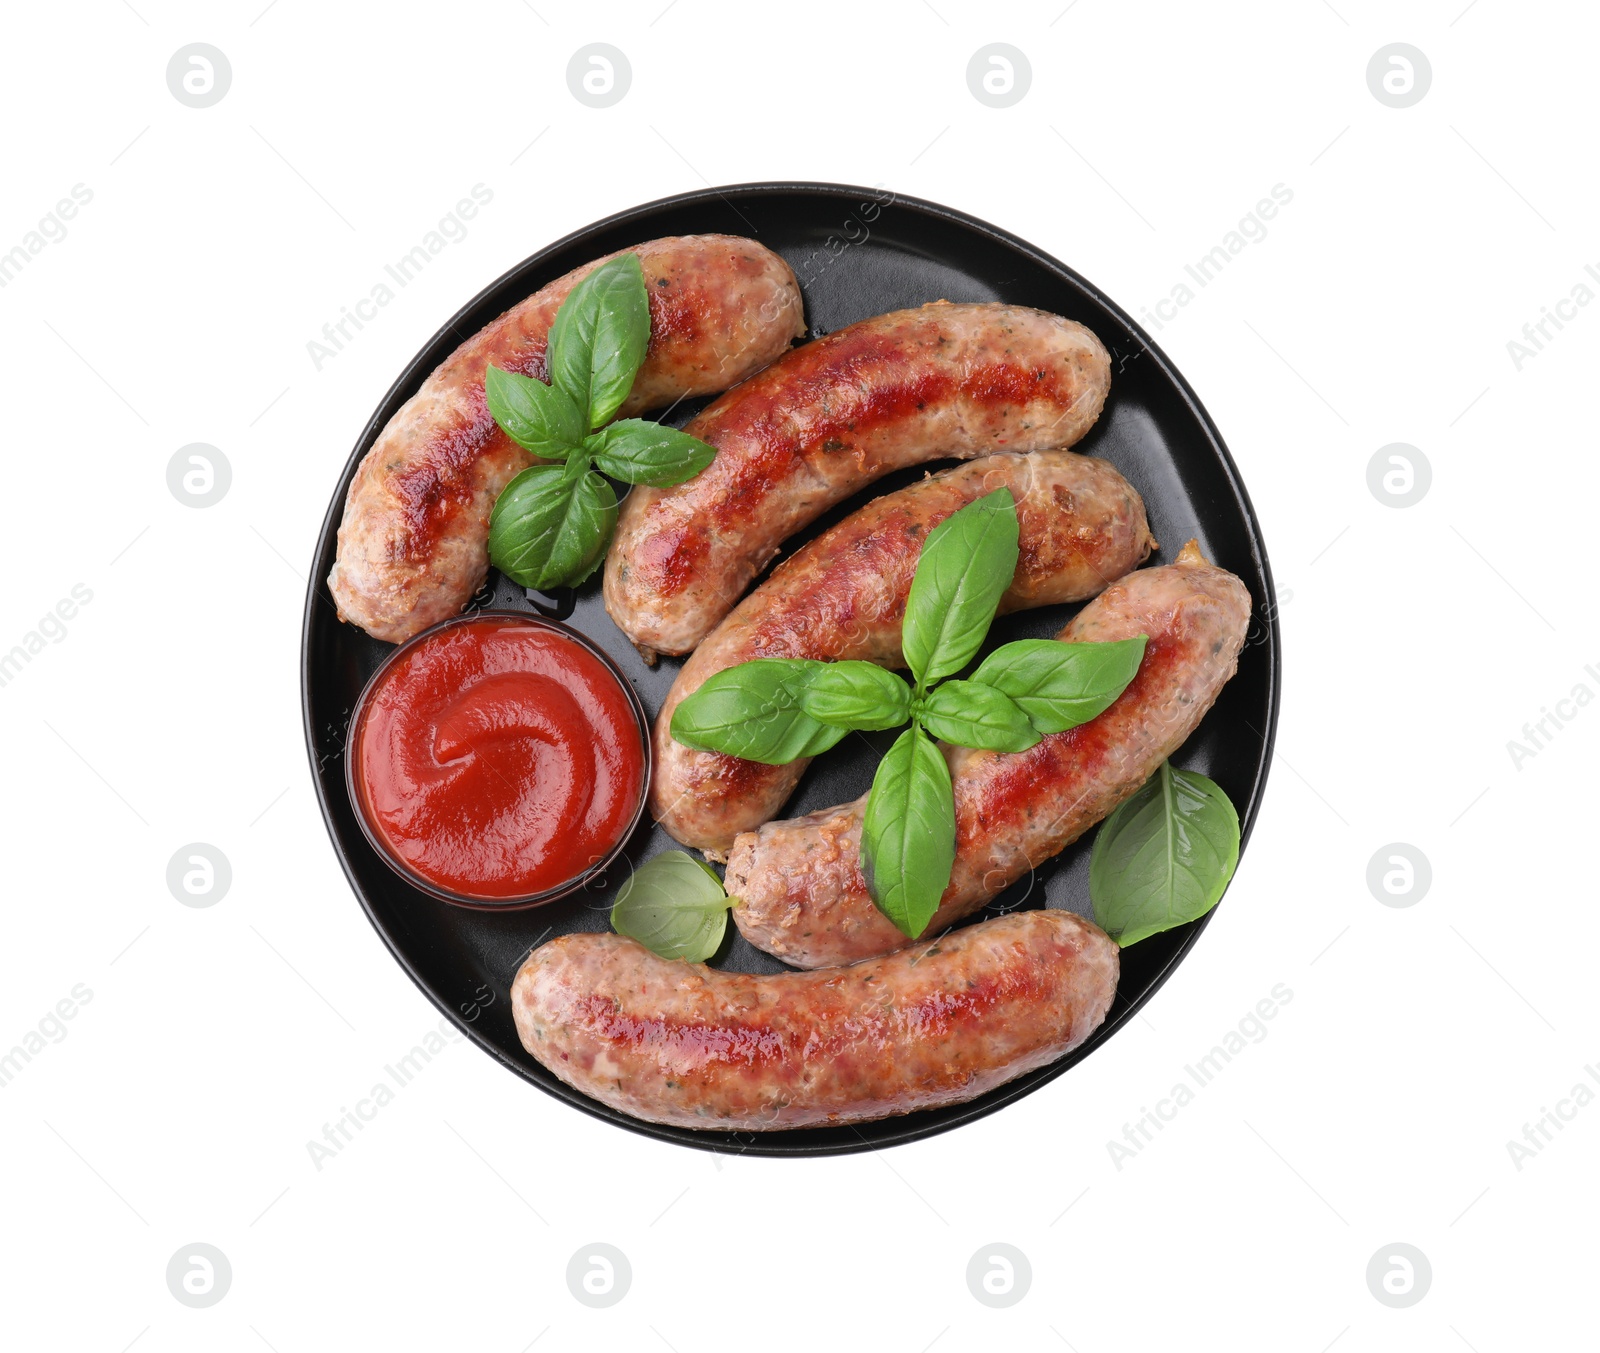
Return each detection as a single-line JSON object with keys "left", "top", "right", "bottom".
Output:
{"left": 652, "top": 450, "right": 1154, "bottom": 857}
{"left": 329, "top": 236, "right": 804, "bottom": 644}
{"left": 511, "top": 910, "right": 1117, "bottom": 1131}
{"left": 725, "top": 542, "right": 1250, "bottom": 969}
{"left": 604, "top": 303, "right": 1112, "bottom": 660}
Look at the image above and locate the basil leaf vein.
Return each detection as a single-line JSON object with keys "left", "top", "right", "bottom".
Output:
{"left": 610, "top": 850, "right": 734, "bottom": 962}
{"left": 901, "top": 488, "right": 1020, "bottom": 690}
{"left": 588, "top": 419, "right": 718, "bottom": 487}
{"left": 799, "top": 662, "right": 912, "bottom": 730}
{"left": 1088, "top": 762, "right": 1240, "bottom": 946}
{"left": 919, "top": 679, "right": 1038, "bottom": 753}
{"left": 487, "top": 465, "right": 615, "bottom": 590}
{"left": 669, "top": 659, "right": 847, "bottom": 764}
{"left": 860, "top": 726, "right": 956, "bottom": 939}
{"left": 547, "top": 253, "right": 651, "bottom": 431}
{"left": 971, "top": 635, "right": 1148, "bottom": 735}
{"left": 484, "top": 364, "right": 584, "bottom": 458}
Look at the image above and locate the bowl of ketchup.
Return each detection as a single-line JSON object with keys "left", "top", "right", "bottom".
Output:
{"left": 346, "top": 612, "right": 651, "bottom": 909}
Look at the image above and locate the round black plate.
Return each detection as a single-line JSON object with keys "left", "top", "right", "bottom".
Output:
{"left": 302, "top": 182, "right": 1281, "bottom": 1156}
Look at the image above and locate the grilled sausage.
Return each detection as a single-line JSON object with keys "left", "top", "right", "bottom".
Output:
{"left": 511, "top": 909, "right": 1117, "bottom": 1131}
{"left": 329, "top": 236, "right": 804, "bottom": 644}
{"left": 725, "top": 542, "right": 1250, "bottom": 969}
{"left": 652, "top": 450, "right": 1154, "bottom": 857}
{"left": 604, "top": 303, "right": 1112, "bottom": 660}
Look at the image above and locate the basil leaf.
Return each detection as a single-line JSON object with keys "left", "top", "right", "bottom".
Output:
{"left": 487, "top": 465, "right": 616, "bottom": 590}
{"left": 547, "top": 253, "right": 650, "bottom": 431}
{"left": 1089, "top": 762, "right": 1240, "bottom": 947}
{"left": 587, "top": 419, "right": 718, "bottom": 487}
{"left": 860, "top": 726, "right": 956, "bottom": 938}
{"left": 901, "top": 488, "right": 1020, "bottom": 690}
{"left": 484, "top": 364, "right": 584, "bottom": 458}
{"left": 669, "top": 659, "right": 848, "bottom": 764}
{"left": 918, "top": 679, "right": 1039, "bottom": 753}
{"left": 971, "top": 635, "right": 1148, "bottom": 735}
{"left": 610, "top": 850, "right": 734, "bottom": 962}
{"left": 799, "top": 662, "right": 912, "bottom": 731}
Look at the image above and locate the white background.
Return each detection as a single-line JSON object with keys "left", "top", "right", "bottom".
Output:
{"left": 2, "top": 1, "right": 1595, "bottom": 1348}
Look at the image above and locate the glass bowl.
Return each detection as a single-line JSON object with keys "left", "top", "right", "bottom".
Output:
{"left": 344, "top": 610, "right": 652, "bottom": 910}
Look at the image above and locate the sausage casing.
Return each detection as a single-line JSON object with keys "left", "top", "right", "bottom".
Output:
{"left": 604, "top": 302, "right": 1112, "bottom": 659}
{"left": 511, "top": 909, "right": 1118, "bottom": 1131}
{"left": 329, "top": 235, "right": 804, "bottom": 643}
{"left": 724, "top": 542, "right": 1251, "bottom": 969}
{"left": 652, "top": 450, "right": 1154, "bottom": 856}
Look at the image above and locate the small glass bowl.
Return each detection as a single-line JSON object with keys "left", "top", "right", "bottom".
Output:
{"left": 345, "top": 610, "right": 652, "bottom": 911}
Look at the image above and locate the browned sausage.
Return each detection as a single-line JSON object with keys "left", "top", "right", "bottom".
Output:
{"left": 510, "top": 909, "right": 1117, "bottom": 1131}
{"left": 724, "top": 542, "right": 1250, "bottom": 968}
{"left": 604, "top": 303, "right": 1112, "bottom": 660}
{"left": 652, "top": 450, "right": 1154, "bottom": 857}
{"left": 329, "top": 236, "right": 804, "bottom": 643}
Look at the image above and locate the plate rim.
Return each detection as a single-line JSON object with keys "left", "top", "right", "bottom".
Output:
{"left": 300, "top": 179, "right": 1282, "bottom": 1156}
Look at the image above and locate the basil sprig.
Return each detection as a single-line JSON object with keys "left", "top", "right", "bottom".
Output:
{"left": 672, "top": 488, "right": 1149, "bottom": 939}
{"left": 609, "top": 850, "right": 735, "bottom": 962}
{"left": 1089, "top": 762, "right": 1240, "bottom": 946}
{"left": 484, "top": 254, "right": 717, "bottom": 590}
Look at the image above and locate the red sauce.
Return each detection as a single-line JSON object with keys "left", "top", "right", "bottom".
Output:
{"left": 352, "top": 616, "right": 646, "bottom": 902}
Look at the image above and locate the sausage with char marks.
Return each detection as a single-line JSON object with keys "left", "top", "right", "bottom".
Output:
{"left": 724, "top": 542, "right": 1251, "bottom": 969}
{"left": 604, "top": 302, "right": 1113, "bottom": 660}
{"left": 511, "top": 909, "right": 1118, "bottom": 1131}
{"left": 652, "top": 449, "right": 1153, "bottom": 856}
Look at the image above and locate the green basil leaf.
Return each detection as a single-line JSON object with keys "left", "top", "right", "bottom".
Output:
{"left": 547, "top": 253, "right": 651, "bottom": 431}
{"left": 971, "top": 635, "right": 1148, "bottom": 735}
{"left": 669, "top": 658, "right": 847, "bottom": 764}
{"left": 587, "top": 419, "right": 718, "bottom": 487}
{"left": 918, "top": 679, "right": 1039, "bottom": 753}
{"left": 799, "top": 662, "right": 912, "bottom": 731}
{"left": 610, "top": 850, "right": 734, "bottom": 962}
{"left": 1089, "top": 762, "right": 1240, "bottom": 947}
{"left": 484, "top": 364, "right": 584, "bottom": 458}
{"left": 487, "top": 465, "right": 616, "bottom": 590}
{"left": 901, "top": 488, "right": 1020, "bottom": 690}
{"left": 860, "top": 726, "right": 956, "bottom": 938}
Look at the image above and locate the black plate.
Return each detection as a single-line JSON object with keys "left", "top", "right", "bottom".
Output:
{"left": 302, "top": 182, "right": 1281, "bottom": 1156}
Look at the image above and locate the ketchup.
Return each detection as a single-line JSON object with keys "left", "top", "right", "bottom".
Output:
{"left": 351, "top": 615, "right": 646, "bottom": 902}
